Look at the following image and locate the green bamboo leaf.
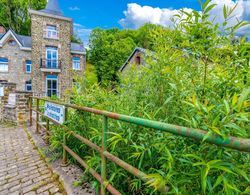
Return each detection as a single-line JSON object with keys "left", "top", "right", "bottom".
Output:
{"left": 202, "top": 0, "right": 211, "bottom": 10}
{"left": 204, "top": 4, "right": 216, "bottom": 14}
{"left": 202, "top": 131, "right": 213, "bottom": 142}
{"left": 234, "top": 167, "right": 250, "bottom": 182}
{"left": 213, "top": 175, "right": 223, "bottom": 189}
{"left": 201, "top": 166, "right": 210, "bottom": 194}
{"left": 237, "top": 88, "right": 250, "bottom": 111}
{"left": 223, "top": 99, "right": 230, "bottom": 114}
{"left": 223, "top": 5, "right": 227, "bottom": 19}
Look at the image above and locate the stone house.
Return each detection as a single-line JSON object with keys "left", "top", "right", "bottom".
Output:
{"left": 0, "top": 0, "right": 86, "bottom": 98}
{"left": 120, "top": 47, "right": 147, "bottom": 73}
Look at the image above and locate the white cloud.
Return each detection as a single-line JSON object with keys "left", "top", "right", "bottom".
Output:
{"left": 74, "top": 23, "right": 83, "bottom": 27}
{"left": 119, "top": 3, "right": 190, "bottom": 29}
{"left": 119, "top": 0, "right": 250, "bottom": 36}
{"left": 69, "top": 6, "right": 80, "bottom": 11}
{"left": 74, "top": 24, "right": 92, "bottom": 45}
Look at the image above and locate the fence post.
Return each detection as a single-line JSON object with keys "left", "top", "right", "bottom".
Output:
{"left": 29, "top": 97, "right": 32, "bottom": 127}
{"left": 36, "top": 99, "right": 39, "bottom": 133}
{"left": 101, "top": 116, "right": 108, "bottom": 195}
{"left": 62, "top": 107, "right": 68, "bottom": 166}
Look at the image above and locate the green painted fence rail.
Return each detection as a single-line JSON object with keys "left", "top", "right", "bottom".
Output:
{"left": 29, "top": 96, "right": 250, "bottom": 195}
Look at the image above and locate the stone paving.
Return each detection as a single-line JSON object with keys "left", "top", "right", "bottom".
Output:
{"left": 0, "top": 126, "right": 65, "bottom": 195}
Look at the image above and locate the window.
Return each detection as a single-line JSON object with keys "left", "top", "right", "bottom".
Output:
{"left": 46, "top": 25, "right": 58, "bottom": 39}
{"left": 135, "top": 56, "right": 141, "bottom": 65}
{"left": 46, "top": 75, "right": 58, "bottom": 97}
{"left": 9, "top": 40, "right": 17, "bottom": 46}
{"left": 25, "top": 80, "right": 32, "bottom": 91}
{"left": 0, "top": 58, "right": 8, "bottom": 72}
{"left": 46, "top": 47, "right": 58, "bottom": 68}
{"left": 26, "top": 60, "right": 32, "bottom": 73}
{"left": 72, "top": 57, "right": 80, "bottom": 70}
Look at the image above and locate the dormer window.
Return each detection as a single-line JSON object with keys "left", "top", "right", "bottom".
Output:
{"left": 46, "top": 25, "right": 58, "bottom": 39}
{"left": 8, "top": 40, "right": 17, "bottom": 46}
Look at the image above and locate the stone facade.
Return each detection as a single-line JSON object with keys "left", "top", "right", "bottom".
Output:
{"left": 0, "top": 38, "right": 31, "bottom": 91}
{"left": 30, "top": 13, "right": 72, "bottom": 98}
{"left": 0, "top": 0, "right": 86, "bottom": 99}
{"left": 29, "top": 8, "right": 86, "bottom": 98}
{"left": 120, "top": 48, "right": 146, "bottom": 73}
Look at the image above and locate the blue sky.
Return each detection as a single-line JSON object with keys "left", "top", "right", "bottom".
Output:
{"left": 58, "top": 0, "right": 250, "bottom": 44}
{"left": 62, "top": 0, "right": 201, "bottom": 28}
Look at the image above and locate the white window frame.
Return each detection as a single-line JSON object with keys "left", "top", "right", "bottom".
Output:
{"left": 72, "top": 57, "right": 81, "bottom": 70}
{"left": 26, "top": 60, "right": 32, "bottom": 73}
{"left": 46, "top": 25, "right": 58, "bottom": 39}
{"left": 46, "top": 47, "right": 58, "bottom": 68}
{"left": 46, "top": 76, "right": 59, "bottom": 97}
{"left": 0, "top": 58, "right": 8, "bottom": 72}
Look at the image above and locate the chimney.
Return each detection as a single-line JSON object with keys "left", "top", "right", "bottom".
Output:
{"left": 0, "top": 26, "right": 6, "bottom": 34}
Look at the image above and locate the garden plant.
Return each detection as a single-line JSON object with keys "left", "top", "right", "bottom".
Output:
{"left": 49, "top": 1, "right": 249, "bottom": 194}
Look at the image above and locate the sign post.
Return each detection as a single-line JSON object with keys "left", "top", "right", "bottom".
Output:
{"left": 44, "top": 102, "right": 65, "bottom": 124}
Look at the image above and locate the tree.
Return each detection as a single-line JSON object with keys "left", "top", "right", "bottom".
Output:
{"left": 0, "top": 0, "right": 46, "bottom": 35}
{"left": 88, "top": 24, "right": 165, "bottom": 86}
{"left": 89, "top": 28, "right": 136, "bottom": 86}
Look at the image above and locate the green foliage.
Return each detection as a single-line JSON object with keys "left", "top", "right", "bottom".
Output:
{"left": 88, "top": 24, "right": 164, "bottom": 86}
{"left": 88, "top": 28, "right": 136, "bottom": 86}
{"left": 0, "top": 0, "right": 46, "bottom": 35}
{"left": 71, "top": 34, "right": 83, "bottom": 44}
{"left": 50, "top": 0, "right": 250, "bottom": 194}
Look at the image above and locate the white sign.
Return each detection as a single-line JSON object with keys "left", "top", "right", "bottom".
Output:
{"left": 44, "top": 102, "right": 65, "bottom": 124}
{"left": 0, "top": 87, "right": 3, "bottom": 97}
{"left": 8, "top": 93, "right": 16, "bottom": 105}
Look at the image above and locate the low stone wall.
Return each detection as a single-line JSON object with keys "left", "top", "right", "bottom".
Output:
{"left": 1, "top": 82, "right": 17, "bottom": 104}
{"left": 3, "top": 91, "right": 32, "bottom": 125}
{"left": 16, "top": 91, "right": 32, "bottom": 124}
{"left": 0, "top": 82, "right": 17, "bottom": 122}
{"left": 0, "top": 81, "right": 32, "bottom": 125}
{"left": 3, "top": 105, "right": 16, "bottom": 122}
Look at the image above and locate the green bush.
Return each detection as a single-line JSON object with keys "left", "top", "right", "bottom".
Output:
{"left": 50, "top": 1, "right": 249, "bottom": 194}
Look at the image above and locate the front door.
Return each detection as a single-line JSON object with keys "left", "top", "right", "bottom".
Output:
{"left": 46, "top": 47, "right": 58, "bottom": 68}
{"left": 46, "top": 75, "right": 58, "bottom": 97}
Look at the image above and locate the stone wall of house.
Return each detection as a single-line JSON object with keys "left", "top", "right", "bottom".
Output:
{"left": 0, "top": 38, "right": 31, "bottom": 91}
{"left": 71, "top": 53, "right": 86, "bottom": 80}
{"left": 122, "top": 50, "right": 145, "bottom": 73}
{"left": 30, "top": 12, "right": 75, "bottom": 99}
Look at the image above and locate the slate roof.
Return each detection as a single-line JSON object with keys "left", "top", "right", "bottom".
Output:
{"left": 10, "top": 30, "right": 32, "bottom": 48}
{"left": 0, "top": 29, "right": 85, "bottom": 53}
{"left": 40, "top": 0, "right": 63, "bottom": 16}
{"left": 17, "top": 35, "right": 32, "bottom": 48}
{"left": 71, "top": 42, "right": 85, "bottom": 53}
